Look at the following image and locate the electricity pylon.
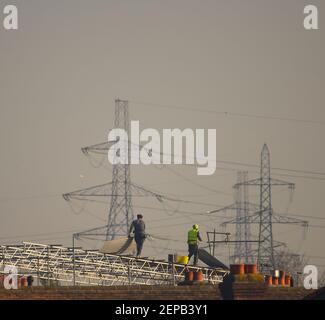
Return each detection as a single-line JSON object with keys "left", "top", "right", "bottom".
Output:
{"left": 63, "top": 99, "right": 167, "bottom": 241}
{"left": 106, "top": 99, "right": 132, "bottom": 239}
{"left": 209, "top": 171, "right": 259, "bottom": 263}
{"left": 220, "top": 144, "right": 308, "bottom": 273}
{"left": 233, "top": 171, "right": 255, "bottom": 263}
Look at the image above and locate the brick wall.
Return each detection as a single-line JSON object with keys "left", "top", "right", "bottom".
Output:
{"left": 231, "top": 282, "right": 313, "bottom": 300}
{"left": 0, "top": 283, "right": 316, "bottom": 300}
{"left": 0, "top": 285, "right": 222, "bottom": 300}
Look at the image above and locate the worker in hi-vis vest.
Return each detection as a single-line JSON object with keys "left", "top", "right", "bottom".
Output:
{"left": 187, "top": 224, "right": 202, "bottom": 266}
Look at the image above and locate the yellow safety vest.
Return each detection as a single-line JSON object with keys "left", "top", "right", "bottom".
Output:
{"left": 188, "top": 229, "right": 199, "bottom": 244}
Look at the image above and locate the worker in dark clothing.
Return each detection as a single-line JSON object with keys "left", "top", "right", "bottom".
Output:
{"left": 27, "top": 275, "right": 34, "bottom": 287}
{"left": 187, "top": 224, "right": 202, "bottom": 266}
{"left": 128, "top": 214, "right": 146, "bottom": 258}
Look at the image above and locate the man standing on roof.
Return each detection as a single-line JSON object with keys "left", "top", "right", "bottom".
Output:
{"left": 187, "top": 224, "right": 202, "bottom": 266}
{"left": 128, "top": 214, "right": 146, "bottom": 258}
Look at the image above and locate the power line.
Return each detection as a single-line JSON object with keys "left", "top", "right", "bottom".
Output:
{"left": 307, "top": 225, "right": 325, "bottom": 229}
{"left": 161, "top": 165, "right": 233, "bottom": 196}
{"left": 214, "top": 159, "right": 325, "bottom": 177}
{"left": 86, "top": 138, "right": 325, "bottom": 183}
{"left": 68, "top": 194, "right": 223, "bottom": 208}
{"left": 0, "top": 194, "right": 59, "bottom": 203}
{"left": 307, "top": 255, "right": 325, "bottom": 260}
{"left": 149, "top": 217, "right": 217, "bottom": 230}
{"left": 278, "top": 213, "right": 325, "bottom": 221}
{"left": 0, "top": 229, "right": 80, "bottom": 241}
{"left": 130, "top": 100, "right": 325, "bottom": 126}
{"left": 134, "top": 205, "right": 225, "bottom": 218}
{"left": 127, "top": 139, "right": 325, "bottom": 181}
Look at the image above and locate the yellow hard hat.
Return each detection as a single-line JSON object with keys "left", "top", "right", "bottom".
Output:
{"left": 193, "top": 224, "right": 199, "bottom": 230}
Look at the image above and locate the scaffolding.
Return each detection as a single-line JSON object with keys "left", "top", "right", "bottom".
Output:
{"left": 0, "top": 242, "right": 228, "bottom": 286}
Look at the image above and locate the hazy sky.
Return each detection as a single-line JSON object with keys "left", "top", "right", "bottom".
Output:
{"left": 0, "top": 0, "right": 324, "bottom": 270}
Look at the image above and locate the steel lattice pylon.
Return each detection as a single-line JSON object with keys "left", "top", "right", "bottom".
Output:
{"left": 63, "top": 99, "right": 134, "bottom": 240}
{"left": 235, "top": 171, "right": 254, "bottom": 263}
{"left": 106, "top": 99, "right": 133, "bottom": 240}
{"left": 212, "top": 144, "right": 308, "bottom": 274}
{"left": 209, "top": 171, "right": 259, "bottom": 264}
{"left": 257, "top": 144, "right": 275, "bottom": 271}
{"left": 63, "top": 99, "right": 176, "bottom": 242}
{"left": 232, "top": 144, "right": 307, "bottom": 274}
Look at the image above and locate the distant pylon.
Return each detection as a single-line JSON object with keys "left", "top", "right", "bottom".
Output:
{"left": 257, "top": 144, "right": 275, "bottom": 271}
{"left": 234, "top": 171, "right": 253, "bottom": 263}
{"left": 232, "top": 144, "right": 306, "bottom": 274}
{"left": 213, "top": 144, "right": 308, "bottom": 274}
{"left": 209, "top": 171, "right": 259, "bottom": 264}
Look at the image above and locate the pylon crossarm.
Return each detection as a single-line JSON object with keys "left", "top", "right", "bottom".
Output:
{"left": 130, "top": 183, "right": 165, "bottom": 200}
{"left": 81, "top": 140, "right": 117, "bottom": 155}
{"left": 269, "top": 178, "right": 295, "bottom": 188}
{"left": 235, "top": 178, "right": 295, "bottom": 188}
{"left": 221, "top": 212, "right": 260, "bottom": 226}
{"left": 63, "top": 182, "right": 114, "bottom": 201}
{"left": 208, "top": 203, "right": 239, "bottom": 213}
{"left": 272, "top": 214, "right": 308, "bottom": 226}
{"left": 208, "top": 201, "right": 259, "bottom": 214}
{"left": 81, "top": 140, "right": 151, "bottom": 156}
{"left": 273, "top": 241, "right": 287, "bottom": 249}
{"left": 234, "top": 178, "right": 261, "bottom": 188}
{"left": 63, "top": 182, "right": 167, "bottom": 203}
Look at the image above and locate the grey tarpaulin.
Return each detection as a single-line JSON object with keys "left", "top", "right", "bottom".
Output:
{"left": 198, "top": 248, "right": 229, "bottom": 270}
{"left": 99, "top": 237, "right": 136, "bottom": 255}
